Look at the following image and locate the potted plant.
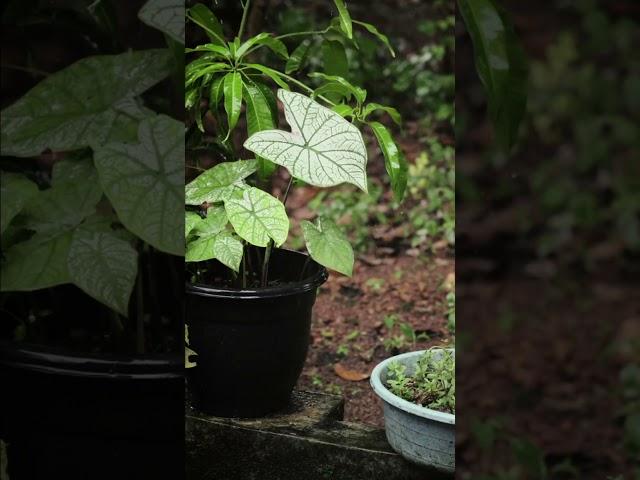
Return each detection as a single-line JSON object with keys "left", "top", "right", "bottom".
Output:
{"left": 370, "top": 348, "right": 455, "bottom": 473}
{"left": 184, "top": 0, "right": 408, "bottom": 417}
{"left": 0, "top": 1, "right": 184, "bottom": 478}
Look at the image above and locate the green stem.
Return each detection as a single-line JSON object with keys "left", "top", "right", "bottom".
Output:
{"left": 261, "top": 241, "right": 273, "bottom": 288}
{"left": 242, "top": 242, "right": 248, "bottom": 289}
{"left": 275, "top": 29, "right": 330, "bottom": 40}
{"left": 238, "top": 0, "right": 252, "bottom": 41}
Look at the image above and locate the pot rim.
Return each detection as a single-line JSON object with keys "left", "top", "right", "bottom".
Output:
{"left": 0, "top": 341, "right": 183, "bottom": 379}
{"left": 370, "top": 348, "right": 456, "bottom": 425}
{"left": 186, "top": 248, "right": 328, "bottom": 300}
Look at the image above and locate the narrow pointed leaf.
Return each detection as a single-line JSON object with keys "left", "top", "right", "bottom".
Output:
{"left": 0, "top": 50, "right": 172, "bottom": 157}
{"left": 332, "top": 104, "right": 354, "bottom": 118}
{"left": 308, "top": 72, "right": 366, "bottom": 104}
{"left": 244, "top": 64, "right": 290, "bottom": 90}
{"left": 244, "top": 90, "right": 368, "bottom": 191}
{"left": 0, "top": 173, "right": 38, "bottom": 235}
{"left": 185, "top": 44, "right": 229, "bottom": 57}
{"left": 185, "top": 159, "right": 257, "bottom": 205}
{"left": 224, "top": 187, "right": 289, "bottom": 247}
{"left": 236, "top": 33, "right": 288, "bottom": 59}
{"left": 333, "top": 0, "right": 353, "bottom": 39}
{"left": 243, "top": 82, "right": 277, "bottom": 179}
{"left": 285, "top": 39, "right": 312, "bottom": 74}
{"left": 369, "top": 121, "right": 407, "bottom": 202}
{"left": 138, "top": 0, "right": 185, "bottom": 43}
{"left": 302, "top": 217, "right": 354, "bottom": 276}
{"left": 209, "top": 76, "right": 225, "bottom": 108}
{"left": 187, "top": 4, "right": 225, "bottom": 45}
{"left": 93, "top": 115, "right": 183, "bottom": 255}
{"left": 223, "top": 72, "right": 243, "bottom": 132}
{"left": 67, "top": 229, "right": 138, "bottom": 317}
{"left": 363, "top": 103, "right": 402, "bottom": 126}
{"left": 353, "top": 20, "right": 395, "bottom": 57}
{"left": 458, "top": 0, "right": 527, "bottom": 149}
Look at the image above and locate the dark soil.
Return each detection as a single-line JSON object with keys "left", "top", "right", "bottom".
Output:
{"left": 296, "top": 252, "right": 455, "bottom": 427}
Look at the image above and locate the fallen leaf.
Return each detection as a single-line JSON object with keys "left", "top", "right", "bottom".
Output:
{"left": 334, "top": 363, "right": 370, "bottom": 382}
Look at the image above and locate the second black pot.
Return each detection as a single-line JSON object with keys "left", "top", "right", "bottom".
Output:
{"left": 186, "top": 248, "right": 328, "bottom": 418}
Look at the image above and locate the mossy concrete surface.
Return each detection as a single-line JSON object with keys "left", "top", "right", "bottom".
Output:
{"left": 186, "top": 390, "right": 452, "bottom": 480}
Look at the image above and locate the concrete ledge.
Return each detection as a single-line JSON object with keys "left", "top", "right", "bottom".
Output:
{"left": 186, "top": 390, "right": 452, "bottom": 480}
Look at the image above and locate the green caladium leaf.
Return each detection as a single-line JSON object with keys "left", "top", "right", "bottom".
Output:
{"left": 23, "top": 158, "right": 103, "bottom": 235}
{"left": 186, "top": 230, "right": 243, "bottom": 271}
{"left": 0, "top": 231, "right": 73, "bottom": 291}
{"left": 333, "top": 0, "right": 353, "bottom": 39}
{"left": 458, "top": 0, "right": 527, "bottom": 150}
{"left": 369, "top": 121, "right": 408, "bottom": 202}
{"left": 185, "top": 211, "right": 201, "bottom": 238}
{"left": 243, "top": 81, "right": 277, "bottom": 179}
{"left": 0, "top": 50, "right": 172, "bottom": 157}
{"left": 138, "top": 0, "right": 185, "bottom": 43}
{"left": 224, "top": 187, "right": 289, "bottom": 247}
{"left": 192, "top": 205, "right": 227, "bottom": 236}
{"left": 223, "top": 71, "right": 243, "bottom": 133}
{"left": 185, "top": 160, "right": 257, "bottom": 205}
{"left": 67, "top": 229, "right": 138, "bottom": 317}
{"left": 94, "top": 115, "right": 183, "bottom": 255}
{"left": 0, "top": 173, "right": 38, "bottom": 235}
{"left": 244, "top": 90, "right": 368, "bottom": 192}
{"left": 301, "top": 217, "right": 354, "bottom": 276}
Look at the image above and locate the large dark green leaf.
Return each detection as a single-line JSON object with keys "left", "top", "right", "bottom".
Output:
{"left": 138, "top": 0, "right": 185, "bottom": 43}
{"left": 458, "top": 0, "right": 527, "bottom": 149}
{"left": 0, "top": 50, "right": 172, "bottom": 157}
{"left": 0, "top": 50, "right": 171, "bottom": 157}
{"left": 322, "top": 40, "right": 349, "bottom": 80}
{"left": 369, "top": 121, "right": 408, "bottom": 202}
{"left": 93, "top": 115, "right": 183, "bottom": 255}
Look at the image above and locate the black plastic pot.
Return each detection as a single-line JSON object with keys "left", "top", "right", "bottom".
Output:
{"left": 186, "top": 248, "right": 328, "bottom": 418}
{"left": 0, "top": 343, "right": 184, "bottom": 480}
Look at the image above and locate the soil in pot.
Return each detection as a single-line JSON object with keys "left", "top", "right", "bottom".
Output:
{"left": 186, "top": 247, "right": 328, "bottom": 418}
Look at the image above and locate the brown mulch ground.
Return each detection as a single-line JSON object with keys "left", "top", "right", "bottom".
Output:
{"left": 296, "top": 252, "right": 455, "bottom": 427}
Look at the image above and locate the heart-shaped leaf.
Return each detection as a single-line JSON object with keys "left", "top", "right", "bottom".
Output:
{"left": 186, "top": 230, "right": 243, "bottom": 271}
{"left": 138, "top": 0, "right": 185, "bottom": 43}
{"left": 244, "top": 90, "right": 368, "bottom": 192}
{"left": 192, "top": 205, "right": 227, "bottom": 236}
{"left": 185, "top": 160, "right": 257, "bottom": 205}
{"left": 23, "top": 158, "right": 103, "bottom": 235}
{"left": 1, "top": 50, "right": 172, "bottom": 157}
{"left": 0, "top": 232, "right": 73, "bottom": 291}
{"left": 224, "top": 187, "right": 289, "bottom": 247}
{"left": 67, "top": 229, "right": 138, "bottom": 317}
{"left": 94, "top": 115, "right": 183, "bottom": 255}
{"left": 0, "top": 173, "right": 38, "bottom": 235}
{"left": 301, "top": 217, "right": 354, "bottom": 276}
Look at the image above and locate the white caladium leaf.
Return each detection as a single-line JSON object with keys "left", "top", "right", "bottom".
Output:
{"left": 244, "top": 90, "right": 368, "bottom": 192}
{"left": 67, "top": 229, "right": 138, "bottom": 317}
{"left": 0, "top": 173, "right": 38, "bottom": 235}
{"left": 0, "top": 232, "right": 73, "bottom": 291}
{"left": 301, "top": 217, "right": 354, "bottom": 276}
{"left": 138, "top": 0, "right": 185, "bottom": 44}
{"left": 94, "top": 115, "right": 183, "bottom": 256}
{"left": 186, "top": 231, "right": 243, "bottom": 272}
{"left": 185, "top": 160, "right": 257, "bottom": 205}
{"left": 1, "top": 50, "right": 172, "bottom": 157}
{"left": 224, "top": 186, "right": 289, "bottom": 247}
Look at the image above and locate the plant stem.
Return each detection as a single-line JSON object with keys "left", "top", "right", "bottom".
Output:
{"left": 136, "top": 255, "right": 145, "bottom": 354}
{"left": 261, "top": 241, "right": 273, "bottom": 288}
{"left": 275, "top": 29, "right": 330, "bottom": 40}
{"left": 282, "top": 175, "right": 294, "bottom": 206}
{"left": 238, "top": 0, "right": 252, "bottom": 41}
